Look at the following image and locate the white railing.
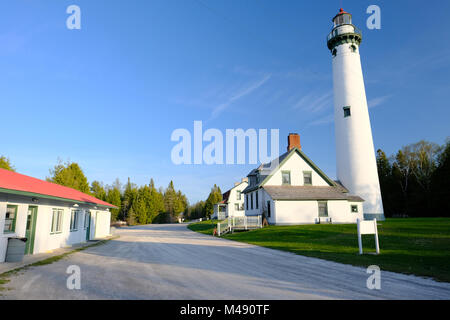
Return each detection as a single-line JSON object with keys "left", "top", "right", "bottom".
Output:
{"left": 217, "top": 219, "right": 231, "bottom": 236}
{"left": 217, "top": 215, "right": 262, "bottom": 236}
{"left": 217, "top": 212, "right": 226, "bottom": 220}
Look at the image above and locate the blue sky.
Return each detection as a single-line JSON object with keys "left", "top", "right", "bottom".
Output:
{"left": 1, "top": 0, "right": 450, "bottom": 203}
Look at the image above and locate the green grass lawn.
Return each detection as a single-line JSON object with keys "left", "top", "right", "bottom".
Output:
{"left": 188, "top": 218, "right": 450, "bottom": 282}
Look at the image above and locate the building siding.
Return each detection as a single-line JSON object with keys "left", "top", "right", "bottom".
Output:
{"left": 0, "top": 192, "right": 111, "bottom": 262}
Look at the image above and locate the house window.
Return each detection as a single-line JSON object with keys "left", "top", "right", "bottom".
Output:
{"left": 267, "top": 201, "right": 271, "bottom": 218}
{"left": 303, "top": 171, "right": 312, "bottom": 185}
{"left": 51, "top": 209, "right": 63, "bottom": 234}
{"left": 70, "top": 210, "right": 79, "bottom": 232}
{"left": 236, "top": 191, "right": 241, "bottom": 200}
{"left": 318, "top": 202, "right": 328, "bottom": 217}
{"left": 235, "top": 203, "right": 240, "bottom": 211}
{"left": 255, "top": 191, "right": 259, "bottom": 209}
{"left": 282, "top": 171, "right": 291, "bottom": 185}
{"left": 343, "top": 106, "right": 351, "bottom": 118}
{"left": 251, "top": 193, "right": 254, "bottom": 210}
{"left": 4, "top": 205, "right": 18, "bottom": 233}
{"left": 351, "top": 205, "right": 358, "bottom": 213}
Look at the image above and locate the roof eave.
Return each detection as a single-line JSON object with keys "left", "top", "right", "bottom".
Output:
{"left": 0, "top": 187, "right": 117, "bottom": 209}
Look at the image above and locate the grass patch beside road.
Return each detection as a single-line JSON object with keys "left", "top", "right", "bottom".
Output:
{"left": 188, "top": 219, "right": 220, "bottom": 235}
{"left": 188, "top": 218, "right": 450, "bottom": 282}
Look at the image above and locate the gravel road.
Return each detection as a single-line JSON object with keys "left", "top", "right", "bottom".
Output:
{"left": 1, "top": 223, "right": 450, "bottom": 300}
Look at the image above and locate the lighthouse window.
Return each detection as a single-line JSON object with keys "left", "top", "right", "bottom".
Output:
{"left": 332, "top": 49, "right": 337, "bottom": 57}
{"left": 343, "top": 106, "right": 351, "bottom": 117}
{"left": 350, "top": 45, "right": 357, "bottom": 52}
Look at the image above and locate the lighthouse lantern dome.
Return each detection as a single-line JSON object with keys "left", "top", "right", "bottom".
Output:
{"left": 327, "top": 8, "right": 362, "bottom": 51}
{"left": 333, "top": 8, "right": 352, "bottom": 27}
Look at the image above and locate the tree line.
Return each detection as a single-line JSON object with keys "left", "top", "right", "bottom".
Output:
{"left": 3, "top": 137, "right": 448, "bottom": 222}
{"left": 185, "top": 184, "right": 222, "bottom": 220}
{"left": 0, "top": 157, "right": 224, "bottom": 224}
{"left": 376, "top": 139, "right": 450, "bottom": 217}
{"left": 0, "top": 158, "right": 189, "bottom": 225}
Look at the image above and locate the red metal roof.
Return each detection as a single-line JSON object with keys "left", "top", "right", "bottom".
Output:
{"left": 0, "top": 168, "right": 117, "bottom": 209}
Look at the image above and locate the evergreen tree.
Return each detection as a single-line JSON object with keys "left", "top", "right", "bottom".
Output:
{"left": 91, "top": 181, "right": 107, "bottom": 201}
{"left": 163, "top": 181, "right": 187, "bottom": 222}
{"left": 148, "top": 179, "right": 165, "bottom": 223}
{"left": 377, "top": 149, "right": 395, "bottom": 217}
{"left": 431, "top": 139, "right": 450, "bottom": 215}
{"left": 133, "top": 187, "right": 149, "bottom": 225}
{"left": 126, "top": 206, "right": 137, "bottom": 226}
{"left": 106, "top": 186, "right": 122, "bottom": 221}
{"left": 47, "top": 160, "right": 90, "bottom": 194}
{"left": 121, "top": 177, "right": 138, "bottom": 221}
{"left": 204, "top": 184, "right": 222, "bottom": 218}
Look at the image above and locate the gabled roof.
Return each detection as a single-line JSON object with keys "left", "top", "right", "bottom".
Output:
{"left": 221, "top": 190, "right": 231, "bottom": 204}
{"left": 0, "top": 168, "right": 117, "bottom": 209}
{"left": 242, "top": 147, "right": 337, "bottom": 194}
{"left": 263, "top": 186, "right": 364, "bottom": 202}
{"left": 219, "top": 179, "right": 248, "bottom": 204}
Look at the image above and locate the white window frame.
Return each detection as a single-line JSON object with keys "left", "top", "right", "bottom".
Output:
{"left": 51, "top": 209, "right": 64, "bottom": 234}
{"left": 84, "top": 211, "right": 90, "bottom": 229}
{"left": 70, "top": 210, "right": 79, "bottom": 232}
{"left": 303, "top": 171, "right": 312, "bottom": 185}
{"left": 282, "top": 171, "right": 291, "bottom": 185}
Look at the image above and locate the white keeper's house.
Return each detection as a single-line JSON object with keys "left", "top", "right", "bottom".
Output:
{"left": 242, "top": 134, "right": 365, "bottom": 225}
{"left": 0, "top": 168, "right": 115, "bottom": 263}
{"left": 213, "top": 178, "right": 248, "bottom": 219}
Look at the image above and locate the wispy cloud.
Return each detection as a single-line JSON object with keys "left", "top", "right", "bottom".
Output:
{"left": 292, "top": 91, "right": 333, "bottom": 113}
{"left": 306, "top": 114, "right": 334, "bottom": 128}
{"left": 368, "top": 95, "right": 391, "bottom": 108}
{"left": 210, "top": 74, "right": 271, "bottom": 119}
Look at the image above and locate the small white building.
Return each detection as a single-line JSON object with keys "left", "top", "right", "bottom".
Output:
{"left": 0, "top": 168, "right": 115, "bottom": 263}
{"left": 212, "top": 178, "right": 248, "bottom": 220}
{"left": 242, "top": 134, "right": 365, "bottom": 225}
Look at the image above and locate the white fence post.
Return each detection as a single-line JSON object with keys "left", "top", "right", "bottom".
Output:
{"left": 218, "top": 223, "right": 221, "bottom": 236}
{"left": 244, "top": 216, "right": 247, "bottom": 230}
{"left": 374, "top": 218, "right": 380, "bottom": 254}
{"left": 357, "top": 218, "right": 363, "bottom": 254}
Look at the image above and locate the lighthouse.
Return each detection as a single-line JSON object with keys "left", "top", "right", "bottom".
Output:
{"left": 327, "top": 8, "right": 385, "bottom": 220}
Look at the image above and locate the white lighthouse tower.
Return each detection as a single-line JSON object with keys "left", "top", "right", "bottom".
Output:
{"left": 327, "top": 8, "right": 385, "bottom": 220}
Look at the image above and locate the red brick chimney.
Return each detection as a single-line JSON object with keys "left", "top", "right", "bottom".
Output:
{"left": 287, "top": 133, "right": 301, "bottom": 151}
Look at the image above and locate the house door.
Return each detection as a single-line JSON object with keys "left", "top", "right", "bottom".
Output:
{"left": 85, "top": 211, "right": 91, "bottom": 241}
{"left": 25, "top": 206, "right": 38, "bottom": 255}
